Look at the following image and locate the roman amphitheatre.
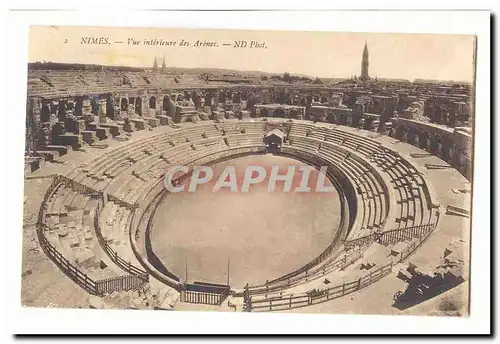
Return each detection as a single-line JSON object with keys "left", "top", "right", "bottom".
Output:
{"left": 22, "top": 57, "right": 473, "bottom": 315}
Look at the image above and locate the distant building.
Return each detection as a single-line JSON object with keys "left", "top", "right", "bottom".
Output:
{"left": 161, "top": 56, "right": 166, "bottom": 73}
{"left": 360, "top": 41, "right": 370, "bottom": 82}
{"left": 153, "top": 57, "right": 158, "bottom": 72}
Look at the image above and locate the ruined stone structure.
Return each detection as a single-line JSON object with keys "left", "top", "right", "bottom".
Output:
{"left": 22, "top": 67, "right": 473, "bottom": 314}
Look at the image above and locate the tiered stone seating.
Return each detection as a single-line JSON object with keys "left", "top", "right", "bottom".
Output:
{"left": 44, "top": 184, "right": 118, "bottom": 281}
{"left": 370, "top": 152, "right": 431, "bottom": 228}
{"left": 288, "top": 135, "right": 320, "bottom": 153}
{"left": 289, "top": 121, "right": 434, "bottom": 237}
{"left": 317, "top": 143, "right": 386, "bottom": 239}
{"left": 226, "top": 134, "right": 264, "bottom": 147}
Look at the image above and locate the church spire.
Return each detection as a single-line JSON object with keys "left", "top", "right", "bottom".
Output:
{"left": 153, "top": 57, "right": 158, "bottom": 72}
{"left": 161, "top": 55, "right": 166, "bottom": 73}
{"left": 360, "top": 40, "right": 370, "bottom": 82}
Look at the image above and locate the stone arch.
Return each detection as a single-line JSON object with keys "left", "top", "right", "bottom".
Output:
{"left": 162, "top": 95, "right": 170, "bottom": 111}
{"left": 299, "top": 98, "right": 307, "bottom": 106}
{"left": 149, "top": 96, "right": 156, "bottom": 109}
{"left": 273, "top": 108, "right": 286, "bottom": 118}
{"left": 259, "top": 108, "right": 269, "bottom": 117}
{"left": 419, "top": 131, "right": 431, "bottom": 151}
{"left": 135, "top": 97, "right": 142, "bottom": 116}
{"left": 320, "top": 96, "right": 328, "bottom": 103}
{"left": 120, "top": 98, "right": 129, "bottom": 111}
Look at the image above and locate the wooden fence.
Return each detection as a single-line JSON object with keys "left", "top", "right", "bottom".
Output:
{"left": 180, "top": 282, "right": 231, "bottom": 306}
{"left": 95, "top": 273, "right": 149, "bottom": 295}
{"left": 57, "top": 174, "right": 101, "bottom": 196}
{"left": 241, "top": 248, "right": 362, "bottom": 297}
{"left": 94, "top": 199, "right": 149, "bottom": 276}
{"left": 180, "top": 289, "right": 230, "bottom": 306}
{"left": 244, "top": 221, "right": 438, "bottom": 311}
{"left": 247, "top": 262, "right": 393, "bottom": 312}
{"left": 376, "top": 223, "right": 435, "bottom": 246}
{"left": 107, "top": 193, "right": 138, "bottom": 210}
{"left": 36, "top": 175, "right": 150, "bottom": 297}
{"left": 344, "top": 223, "right": 436, "bottom": 250}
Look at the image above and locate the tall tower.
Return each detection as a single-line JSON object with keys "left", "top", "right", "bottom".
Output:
{"left": 161, "top": 55, "right": 166, "bottom": 73}
{"left": 153, "top": 57, "right": 158, "bottom": 72}
{"left": 360, "top": 40, "right": 370, "bottom": 81}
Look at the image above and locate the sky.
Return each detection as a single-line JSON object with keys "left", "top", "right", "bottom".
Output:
{"left": 28, "top": 26, "right": 476, "bottom": 82}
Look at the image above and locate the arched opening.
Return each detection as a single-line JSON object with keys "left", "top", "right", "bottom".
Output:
{"left": 218, "top": 92, "right": 226, "bottom": 104}
{"left": 273, "top": 108, "right": 286, "bottom": 118}
{"left": 204, "top": 93, "right": 213, "bottom": 107}
{"left": 135, "top": 97, "right": 142, "bottom": 116}
{"left": 75, "top": 98, "right": 83, "bottom": 116}
{"left": 407, "top": 130, "right": 417, "bottom": 145}
{"left": 419, "top": 131, "right": 430, "bottom": 151}
{"left": 57, "top": 101, "right": 67, "bottom": 121}
{"left": 446, "top": 145, "right": 455, "bottom": 164}
{"left": 300, "top": 98, "right": 307, "bottom": 107}
{"left": 388, "top": 128, "right": 395, "bottom": 137}
{"left": 120, "top": 98, "right": 129, "bottom": 111}
{"left": 106, "top": 95, "right": 114, "bottom": 119}
{"left": 259, "top": 108, "right": 269, "bottom": 117}
{"left": 289, "top": 109, "right": 300, "bottom": 119}
{"left": 232, "top": 92, "right": 241, "bottom": 103}
{"left": 162, "top": 95, "right": 170, "bottom": 111}
{"left": 91, "top": 97, "right": 99, "bottom": 115}
{"left": 320, "top": 96, "right": 328, "bottom": 103}
{"left": 430, "top": 135, "right": 441, "bottom": 156}
{"left": 395, "top": 125, "right": 406, "bottom": 141}
{"left": 41, "top": 103, "right": 51, "bottom": 122}
{"left": 149, "top": 96, "right": 156, "bottom": 109}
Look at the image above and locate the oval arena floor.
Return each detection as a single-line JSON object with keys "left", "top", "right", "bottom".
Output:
{"left": 150, "top": 155, "right": 342, "bottom": 287}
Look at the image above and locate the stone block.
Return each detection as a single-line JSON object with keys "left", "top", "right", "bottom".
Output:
{"left": 145, "top": 117, "right": 159, "bottom": 128}
{"left": 100, "top": 123, "right": 121, "bottom": 137}
{"left": 81, "top": 131, "right": 98, "bottom": 145}
{"left": 57, "top": 133, "right": 82, "bottom": 149}
{"left": 158, "top": 115, "right": 171, "bottom": 126}
{"left": 131, "top": 118, "right": 145, "bottom": 131}
{"left": 96, "top": 127, "right": 110, "bottom": 140}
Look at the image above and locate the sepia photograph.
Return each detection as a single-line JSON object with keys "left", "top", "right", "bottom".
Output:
{"left": 4, "top": 8, "right": 491, "bottom": 334}
{"left": 20, "top": 24, "right": 477, "bottom": 318}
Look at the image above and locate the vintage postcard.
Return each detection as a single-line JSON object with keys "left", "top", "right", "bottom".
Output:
{"left": 22, "top": 25, "right": 475, "bottom": 318}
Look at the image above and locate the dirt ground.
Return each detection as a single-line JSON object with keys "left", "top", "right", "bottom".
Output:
{"left": 150, "top": 155, "right": 343, "bottom": 288}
